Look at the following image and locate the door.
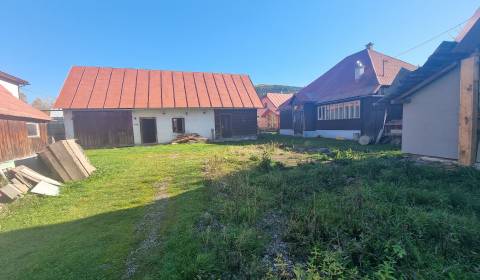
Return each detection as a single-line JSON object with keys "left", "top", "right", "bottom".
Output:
{"left": 220, "top": 114, "right": 232, "bottom": 138}
{"left": 293, "top": 110, "right": 304, "bottom": 135}
{"left": 140, "top": 118, "right": 157, "bottom": 144}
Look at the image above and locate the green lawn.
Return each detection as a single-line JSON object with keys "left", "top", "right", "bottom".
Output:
{"left": 0, "top": 135, "right": 479, "bottom": 279}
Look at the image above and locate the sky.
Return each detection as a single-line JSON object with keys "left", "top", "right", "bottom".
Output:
{"left": 1, "top": 0, "right": 479, "bottom": 102}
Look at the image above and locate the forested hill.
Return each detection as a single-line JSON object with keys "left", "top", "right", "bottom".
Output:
{"left": 254, "top": 84, "right": 302, "bottom": 97}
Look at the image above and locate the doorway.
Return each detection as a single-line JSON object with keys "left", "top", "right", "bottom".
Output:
{"left": 140, "top": 118, "right": 157, "bottom": 144}
{"left": 220, "top": 114, "right": 232, "bottom": 138}
{"left": 293, "top": 110, "right": 304, "bottom": 135}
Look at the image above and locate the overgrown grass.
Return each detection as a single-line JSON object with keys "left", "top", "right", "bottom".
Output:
{"left": 0, "top": 135, "right": 479, "bottom": 279}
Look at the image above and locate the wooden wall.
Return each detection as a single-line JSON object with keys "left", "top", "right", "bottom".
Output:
{"left": 73, "top": 111, "right": 134, "bottom": 148}
{"left": 0, "top": 118, "right": 48, "bottom": 162}
{"left": 214, "top": 109, "right": 257, "bottom": 139}
{"left": 279, "top": 109, "right": 293, "bottom": 129}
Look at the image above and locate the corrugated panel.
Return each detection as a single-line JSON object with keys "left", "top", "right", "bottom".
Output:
{"left": 183, "top": 72, "right": 199, "bottom": 108}
{"left": 88, "top": 67, "right": 112, "bottom": 108}
{"left": 104, "top": 68, "right": 125, "bottom": 108}
{"left": 172, "top": 72, "right": 187, "bottom": 107}
{"left": 134, "top": 69, "right": 149, "bottom": 108}
{"left": 223, "top": 74, "right": 244, "bottom": 107}
{"left": 54, "top": 66, "right": 85, "bottom": 108}
{"left": 149, "top": 70, "right": 162, "bottom": 108}
{"left": 162, "top": 71, "right": 175, "bottom": 108}
{"left": 193, "top": 72, "right": 212, "bottom": 107}
{"left": 71, "top": 67, "right": 99, "bottom": 108}
{"left": 213, "top": 73, "right": 233, "bottom": 107}
{"left": 203, "top": 73, "right": 223, "bottom": 107}
{"left": 55, "top": 66, "right": 262, "bottom": 109}
{"left": 119, "top": 69, "right": 137, "bottom": 108}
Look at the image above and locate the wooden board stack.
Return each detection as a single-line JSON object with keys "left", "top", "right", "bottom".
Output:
{"left": 38, "top": 140, "right": 96, "bottom": 182}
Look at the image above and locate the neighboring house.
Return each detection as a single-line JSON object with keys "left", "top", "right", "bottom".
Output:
{"left": 0, "top": 77, "right": 51, "bottom": 164}
{"left": 0, "top": 70, "right": 29, "bottom": 99}
{"left": 258, "top": 93, "right": 293, "bottom": 131}
{"left": 279, "top": 44, "right": 416, "bottom": 141}
{"left": 53, "top": 66, "right": 262, "bottom": 148}
{"left": 382, "top": 8, "right": 480, "bottom": 166}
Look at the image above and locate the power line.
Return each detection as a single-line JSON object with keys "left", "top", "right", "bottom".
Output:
{"left": 396, "top": 17, "right": 470, "bottom": 57}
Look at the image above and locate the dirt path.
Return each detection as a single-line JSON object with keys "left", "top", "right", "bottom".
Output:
{"left": 123, "top": 181, "right": 169, "bottom": 279}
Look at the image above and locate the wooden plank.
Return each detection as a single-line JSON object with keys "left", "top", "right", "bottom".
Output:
{"left": 59, "top": 141, "right": 89, "bottom": 177}
{"left": 65, "top": 140, "right": 96, "bottom": 174}
{"left": 0, "top": 184, "right": 22, "bottom": 200}
{"left": 47, "top": 142, "right": 86, "bottom": 180}
{"left": 458, "top": 55, "right": 479, "bottom": 166}
{"left": 13, "top": 166, "right": 62, "bottom": 186}
{"left": 38, "top": 148, "right": 72, "bottom": 182}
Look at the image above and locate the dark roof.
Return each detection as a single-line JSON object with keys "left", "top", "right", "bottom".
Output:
{"left": 0, "top": 70, "right": 29, "bottom": 85}
{"left": 292, "top": 48, "right": 416, "bottom": 105}
{"left": 0, "top": 85, "right": 50, "bottom": 121}
{"left": 382, "top": 41, "right": 468, "bottom": 103}
{"left": 54, "top": 66, "right": 262, "bottom": 109}
{"left": 383, "top": 8, "right": 480, "bottom": 103}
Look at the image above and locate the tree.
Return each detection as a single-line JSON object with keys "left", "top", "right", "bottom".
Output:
{"left": 31, "top": 97, "right": 54, "bottom": 110}
{"left": 19, "top": 91, "right": 28, "bottom": 103}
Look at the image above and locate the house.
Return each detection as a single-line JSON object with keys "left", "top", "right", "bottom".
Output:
{"left": 0, "top": 70, "right": 29, "bottom": 99}
{"left": 53, "top": 66, "right": 263, "bottom": 148}
{"left": 0, "top": 72, "right": 51, "bottom": 164}
{"left": 257, "top": 93, "right": 293, "bottom": 131}
{"left": 381, "top": 8, "right": 480, "bottom": 166}
{"left": 279, "top": 44, "right": 416, "bottom": 141}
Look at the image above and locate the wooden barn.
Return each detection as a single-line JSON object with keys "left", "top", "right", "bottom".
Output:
{"left": 279, "top": 44, "right": 416, "bottom": 141}
{"left": 257, "top": 93, "right": 293, "bottom": 131}
{"left": 53, "top": 66, "right": 262, "bottom": 148}
{"left": 0, "top": 82, "right": 51, "bottom": 164}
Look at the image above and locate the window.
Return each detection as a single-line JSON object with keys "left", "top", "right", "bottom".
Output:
{"left": 318, "top": 100, "right": 361, "bottom": 121}
{"left": 26, "top": 122, "right": 40, "bottom": 138}
{"left": 172, "top": 118, "right": 185, "bottom": 133}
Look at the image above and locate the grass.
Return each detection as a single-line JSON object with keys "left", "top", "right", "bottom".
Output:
{"left": 0, "top": 134, "right": 479, "bottom": 279}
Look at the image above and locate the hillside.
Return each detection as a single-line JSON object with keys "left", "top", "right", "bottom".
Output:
{"left": 255, "top": 84, "right": 302, "bottom": 97}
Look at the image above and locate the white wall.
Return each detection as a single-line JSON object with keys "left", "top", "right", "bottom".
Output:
{"left": 303, "top": 130, "right": 360, "bottom": 140}
{"left": 279, "top": 129, "right": 294, "bottom": 136}
{"left": 402, "top": 66, "right": 460, "bottom": 159}
{"left": 132, "top": 109, "right": 215, "bottom": 144}
{"left": 0, "top": 79, "right": 20, "bottom": 98}
{"left": 63, "top": 110, "right": 75, "bottom": 139}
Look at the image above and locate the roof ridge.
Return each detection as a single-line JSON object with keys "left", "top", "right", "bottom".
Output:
{"left": 366, "top": 49, "right": 382, "bottom": 86}
{"left": 367, "top": 49, "right": 417, "bottom": 68}
{"left": 70, "top": 65, "right": 249, "bottom": 77}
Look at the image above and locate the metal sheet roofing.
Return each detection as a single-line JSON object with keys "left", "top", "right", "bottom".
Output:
{"left": 264, "top": 93, "right": 294, "bottom": 108}
{"left": 0, "top": 85, "right": 50, "bottom": 121}
{"left": 54, "top": 66, "right": 262, "bottom": 109}
{"left": 293, "top": 48, "right": 417, "bottom": 105}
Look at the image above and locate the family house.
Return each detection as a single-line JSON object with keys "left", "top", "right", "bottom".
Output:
{"left": 53, "top": 66, "right": 262, "bottom": 148}
{"left": 0, "top": 72, "right": 50, "bottom": 164}
{"left": 257, "top": 93, "right": 293, "bottom": 131}
{"left": 280, "top": 44, "right": 416, "bottom": 141}
{"left": 382, "top": 8, "right": 480, "bottom": 166}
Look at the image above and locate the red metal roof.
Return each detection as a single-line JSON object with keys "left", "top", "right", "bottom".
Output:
{"left": 54, "top": 66, "right": 262, "bottom": 109}
{"left": 264, "top": 93, "right": 293, "bottom": 108}
{"left": 0, "top": 85, "right": 50, "bottom": 121}
{"left": 294, "top": 48, "right": 417, "bottom": 104}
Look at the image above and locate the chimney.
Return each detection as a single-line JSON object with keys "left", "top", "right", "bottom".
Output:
{"left": 366, "top": 42, "right": 374, "bottom": 50}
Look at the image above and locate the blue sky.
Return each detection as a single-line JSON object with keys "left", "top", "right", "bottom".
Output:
{"left": 1, "top": 0, "right": 478, "bottom": 102}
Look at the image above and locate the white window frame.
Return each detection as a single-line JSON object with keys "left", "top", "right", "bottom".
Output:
{"left": 318, "top": 100, "right": 361, "bottom": 120}
{"left": 26, "top": 122, "right": 40, "bottom": 138}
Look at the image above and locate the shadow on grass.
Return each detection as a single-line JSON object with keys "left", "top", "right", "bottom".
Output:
{"left": 0, "top": 186, "right": 206, "bottom": 280}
